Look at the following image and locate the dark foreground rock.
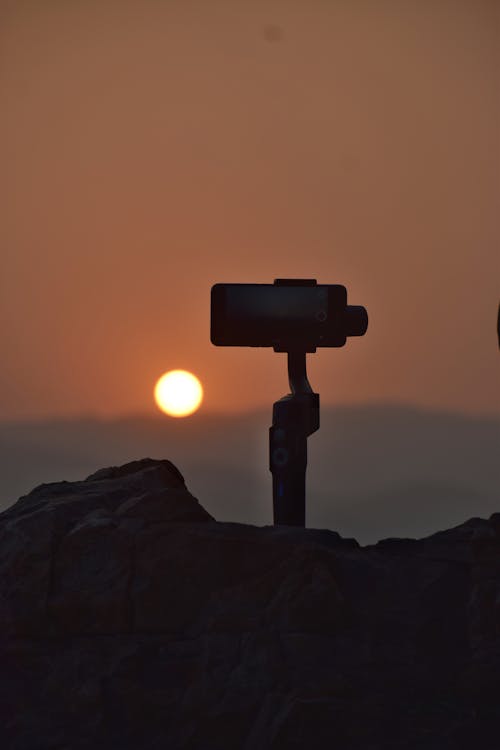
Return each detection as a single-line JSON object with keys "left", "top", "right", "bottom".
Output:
{"left": 1, "top": 458, "right": 499, "bottom": 749}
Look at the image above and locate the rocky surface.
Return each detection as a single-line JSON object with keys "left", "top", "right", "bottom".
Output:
{"left": 1, "top": 458, "right": 499, "bottom": 749}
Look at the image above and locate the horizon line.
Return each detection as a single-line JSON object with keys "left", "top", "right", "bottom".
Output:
{"left": 1, "top": 400, "right": 499, "bottom": 427}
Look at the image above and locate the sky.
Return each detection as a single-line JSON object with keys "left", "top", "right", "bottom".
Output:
{"left": 1, "top": 0, "right": 499, "bottom": 420}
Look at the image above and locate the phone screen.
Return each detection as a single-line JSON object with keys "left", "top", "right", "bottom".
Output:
{"left": 226, "top": 285, "right": 328, "bottom": 324}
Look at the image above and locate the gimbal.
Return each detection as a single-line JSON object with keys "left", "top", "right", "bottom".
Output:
{"left": 211, "top": 278, "right": 368, "bottom": 526}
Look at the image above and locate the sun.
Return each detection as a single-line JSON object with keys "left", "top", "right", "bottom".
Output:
{"left": 154, "top": 370, "right": 203, "bottom": 417}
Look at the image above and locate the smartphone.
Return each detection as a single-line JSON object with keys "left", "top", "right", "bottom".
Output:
{"left": 211, "top": 280, "right": 366, "bottom": 351}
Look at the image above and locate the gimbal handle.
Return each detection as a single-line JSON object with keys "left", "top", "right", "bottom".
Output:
{"left": 269, "top": 351, "right": 319, "bottom": 526}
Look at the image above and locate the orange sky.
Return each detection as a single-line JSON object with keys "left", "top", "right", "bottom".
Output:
{"left": 1, "top": 0, "right": 499, "bottom": 419}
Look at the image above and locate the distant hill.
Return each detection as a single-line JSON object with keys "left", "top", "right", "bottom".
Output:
{"left": 0, "top": 404, "right": 498, "bottom": 544}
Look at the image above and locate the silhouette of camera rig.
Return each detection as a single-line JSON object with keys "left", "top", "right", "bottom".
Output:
{"left": 211, "top": 278, "right": 368, "bottom": 526}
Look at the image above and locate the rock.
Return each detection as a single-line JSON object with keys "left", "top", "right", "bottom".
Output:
{"left": 0, "top": 459, "right": 499, "bottom": 749}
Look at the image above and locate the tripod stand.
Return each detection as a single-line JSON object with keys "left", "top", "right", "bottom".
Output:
{"left": 269, "top": 351, "right": 319, "bottom": 526}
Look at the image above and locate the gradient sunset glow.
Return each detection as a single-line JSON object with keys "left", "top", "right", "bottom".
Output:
{"left": 1, "top": 1, "right": 498, "bottom": 420}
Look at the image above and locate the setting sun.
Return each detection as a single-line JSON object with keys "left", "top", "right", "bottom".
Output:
{"left": 154, "top": 370, "right": 203, "bottom": 417}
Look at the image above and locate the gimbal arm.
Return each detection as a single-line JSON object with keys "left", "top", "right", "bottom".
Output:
{"left": 287, "top": 351, "right": 313, "bottom": 395}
